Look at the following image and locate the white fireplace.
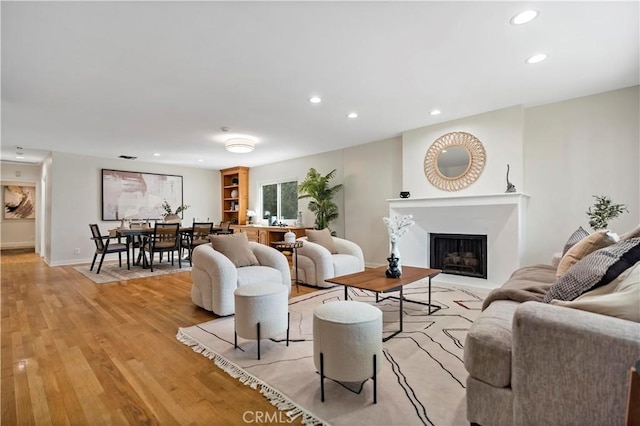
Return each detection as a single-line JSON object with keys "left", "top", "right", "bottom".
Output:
{"left": 388, "top": 193, "right": 529, "bottom": 289}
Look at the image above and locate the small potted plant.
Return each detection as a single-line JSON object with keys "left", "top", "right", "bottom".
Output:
{"left": 586, "top": 195, "right": 628, "bottom": 231}
{"left": 162, "top": 200, "right": 190, "bottom": 223}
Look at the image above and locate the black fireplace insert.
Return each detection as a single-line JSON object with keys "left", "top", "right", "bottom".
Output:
{"left": 429, "top": 233, "right": 487, "bottom": 279}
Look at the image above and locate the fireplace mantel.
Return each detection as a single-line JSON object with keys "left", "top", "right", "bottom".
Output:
{"left": 388, "top": 192, "right": 529, "bottom": 209}
{"left": 388, "top": 192, "right": 529, "bottom": 289}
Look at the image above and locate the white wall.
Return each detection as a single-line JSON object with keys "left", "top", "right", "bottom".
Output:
{"left": 343, "top": 137, "right": 402, "bottom": 266}
{"left": 0, "top": 162, "right": 41, "bottom": 250}
{"left": 25, "top": 86, "right": 640, "bottom": 272}
{"left": 249, "top": 137, "right": 403, "bottom": 266}
{"left": 47, "top": 152, "right": 219, "bottom": 265}
{"left": 402, "top": 106, "right": 525, "bottom": 197}
{"left": 398, "top": 86, "right": 639, "bottom": 268}
{"left": 524, "top": 86, "right": 639, "bottom": 264}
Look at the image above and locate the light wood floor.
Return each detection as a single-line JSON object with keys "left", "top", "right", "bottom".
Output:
{"left": 1, "top": 249, "right": 316, "bottom": 425}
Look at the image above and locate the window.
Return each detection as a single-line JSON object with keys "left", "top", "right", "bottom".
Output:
{"left": 261, "top": 180, "right": 298, "bottom": 221}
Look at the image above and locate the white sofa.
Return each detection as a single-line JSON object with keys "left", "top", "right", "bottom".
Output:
{"left": 191, "top": 242, "right": 291, "bottom": 316}
{"left": 295, "top": 236, "right": 365, "bottom": 288}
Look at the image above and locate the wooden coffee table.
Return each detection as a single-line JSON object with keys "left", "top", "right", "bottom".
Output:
{"left": 325, "top": 266, "right": 441, "bottom": 341}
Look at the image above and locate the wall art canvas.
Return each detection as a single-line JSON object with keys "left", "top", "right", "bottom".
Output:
{"left": 102, "top": 169, "right": 183, "bottom": 221}
{"left": 3, "top": 186, "right": 36, "bottom": 220}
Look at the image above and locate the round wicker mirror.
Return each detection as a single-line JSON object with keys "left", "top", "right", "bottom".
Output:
{"left": 423, "top": 132, "right": 486, "bottom": 191}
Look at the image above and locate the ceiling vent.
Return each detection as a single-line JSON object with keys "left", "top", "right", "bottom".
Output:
{"left": 119, "top": 155, "right": 137, "bottom": 160}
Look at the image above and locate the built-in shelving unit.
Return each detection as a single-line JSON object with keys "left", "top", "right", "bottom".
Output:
{"left": 220, "top": 166, "right": 249, "bottom": 225}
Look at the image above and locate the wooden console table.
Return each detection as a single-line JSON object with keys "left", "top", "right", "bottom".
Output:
{"left": 231, "top": 225, "right": 310, "bottom": 246}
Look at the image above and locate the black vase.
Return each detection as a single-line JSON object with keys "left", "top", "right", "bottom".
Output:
{"left": 386, "top": 253, "right": 401, "bottom": 278}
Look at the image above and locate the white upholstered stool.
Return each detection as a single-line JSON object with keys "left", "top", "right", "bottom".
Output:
{"left": 234, "top": 282, "right": 289, "bottom": 360}
{"left": 313, "top": 300, "right": 383, "bottom": 403}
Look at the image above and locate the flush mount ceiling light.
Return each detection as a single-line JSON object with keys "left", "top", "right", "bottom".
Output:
{"left": 510, "top": 10, "right": 538, "bottom": 25}
{"left": 225, "top": 138, "right": 255, "bottom": 153}
{"left": 526, "top": 53, "right": 548, "bottom": 64}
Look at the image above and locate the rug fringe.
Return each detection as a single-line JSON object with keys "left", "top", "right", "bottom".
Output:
{"left": 176, "top": 328, "right": 328, "bottom": 426}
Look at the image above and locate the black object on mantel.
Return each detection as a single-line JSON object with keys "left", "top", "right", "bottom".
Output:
{"left": 399, "top": 191, "right": 410, "bottom": 198}
{"left": 386, "top": 254, "right": 401, "bottom": 278}
{"left": 505, "top": 165, "right": 517, "bottom": 193}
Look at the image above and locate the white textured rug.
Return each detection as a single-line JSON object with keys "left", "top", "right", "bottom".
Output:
{"left": 73, "top": 260, "right": 191, "bottom": 284}
{"left": 177, "top": 281, "right": 488, "bottom": 425}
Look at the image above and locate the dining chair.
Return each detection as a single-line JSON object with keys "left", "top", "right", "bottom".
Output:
{"left": 215, "top": 221, "right": 233, "bottom": 235}
{"left": 181, "top": 222, "right": 214, "bottom": 266}
{"left": 89, "top": 224, "right": 130, "bottom": 274}
{"left": 142, "top": 222, "right": 181, "bottom": 272}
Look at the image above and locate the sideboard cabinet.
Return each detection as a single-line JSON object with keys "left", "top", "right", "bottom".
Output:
{"left": 231, "top": 225, "right": 310, "bottom": 246}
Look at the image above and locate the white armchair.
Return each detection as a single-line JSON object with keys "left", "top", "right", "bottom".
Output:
{"left": 191, "top": 242, "right": 291, "bottom": 316}
{"left": 296, "top": 236, "right": 365, "bottom": 288}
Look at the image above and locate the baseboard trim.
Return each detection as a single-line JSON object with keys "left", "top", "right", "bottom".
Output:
{"left": 1, "top": 242, "right": 35, "bottom": 250}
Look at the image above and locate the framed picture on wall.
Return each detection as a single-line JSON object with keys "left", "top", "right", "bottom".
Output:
{"left": 101, "top": 169, "right": 183, "bottom": 221}
{"left": 3, "top": 185, "right": 36, "bottom": 220}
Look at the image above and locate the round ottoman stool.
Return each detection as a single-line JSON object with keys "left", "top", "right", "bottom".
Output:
{"left": 234, "top": 282, "right": 289, "bottom": 360}
{"left": 313, "top": 300, "right": 383, "bottom": 403}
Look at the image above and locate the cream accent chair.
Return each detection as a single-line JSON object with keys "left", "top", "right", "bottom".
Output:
{"left": 191, "top": 243, "right": 291, "bottom": 316}
{"left": 296, "top": 237, "right": 365, "bottom": 288}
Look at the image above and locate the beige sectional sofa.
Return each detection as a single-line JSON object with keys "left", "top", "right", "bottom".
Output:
{"left": 464, "top": 234, "right": 640, "bottom": 426}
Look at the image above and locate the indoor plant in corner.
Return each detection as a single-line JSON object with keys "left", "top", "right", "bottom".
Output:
{"left": 298, "top": 168, "right": 343, "bottom": 235}
{"left": 586, "top": 195, "right": 628, "bottom": 231}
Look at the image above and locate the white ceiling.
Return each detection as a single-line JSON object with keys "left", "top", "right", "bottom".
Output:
{"left": 2, "top": 1, "right": 638, "bottom": 169}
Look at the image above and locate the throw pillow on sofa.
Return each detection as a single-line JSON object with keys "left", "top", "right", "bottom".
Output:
{"left": 556, "top": 230, "right": 618, "bottom": 277}
{"left": 551, "top": 261, "right": 640, "bottom": 322}
{"left": 306, "top": 228, "right": 338, "bottom": 254}
{"left": 562, "top": 226, "right": 590, "bottom": 256}
{"left": 543, "top": 237, "right": 640, "bottom": 303}
{"left": 210, "top": 232, "right": 259, "bottom": 267}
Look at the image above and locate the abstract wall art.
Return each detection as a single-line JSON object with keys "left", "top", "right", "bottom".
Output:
{"left": 3, "top": 186, "right": 36, "bottom": 220}
{"left": 101, "top": 169, "right": 183, "bottom": 221}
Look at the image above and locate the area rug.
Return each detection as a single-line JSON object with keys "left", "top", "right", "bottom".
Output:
{"left": 177, "top": 281, "right": 488, "bottom": 425}
{"left": 73, "top": 261, "right": 191, "bottom": 284}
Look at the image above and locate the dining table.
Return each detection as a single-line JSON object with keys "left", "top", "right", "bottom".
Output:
{"left": 114, "top": 225, "right": 222, "bottom": 269}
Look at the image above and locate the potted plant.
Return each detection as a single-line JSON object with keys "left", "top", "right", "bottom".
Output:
{"left": 162, "top": 200, "right": 190, "bottom": 222}
{"left": 298, "top": 168, "right": 343, "bottom": 235}
{"left": 586, "top": 195, "right": 628, "bottom": 230}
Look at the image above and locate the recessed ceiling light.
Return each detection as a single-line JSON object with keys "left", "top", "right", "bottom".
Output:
{"left": 430, "top": 109, "right": 442, "bottom": 116}
{"left": 197, "top": 158, "right": 204, "bottom": 162}
{"left": 347, "top": 112, "right": 358, "bottom": 119}
{"left": 16, "top": 155, "right": 24, "bottom": 159}
{"left": 153, "top": 153, "right": 160, "bottom": 156}
{"left": 526, "top": 53, "right": 548, "bottom": 64}
{"left": 510, "top": 10, "right": 538, "bottom": 25}
{"left": 309, "top": 96, "right": 322, "bottom": 104}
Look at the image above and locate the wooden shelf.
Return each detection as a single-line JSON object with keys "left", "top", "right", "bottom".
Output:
{"left": 220, "top": 166, "right": 249, "bottom": 225}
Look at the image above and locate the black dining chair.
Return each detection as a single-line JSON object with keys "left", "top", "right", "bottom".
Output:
{"left": 142, "top": 222, "right": 181, "bottom": 272}
{"left": 89, "top": 224, "right": 130, "bottom": 274}
{"left": 215, "top": 221, "right": 233, "bottom": 235}
{"left": 181, "top": 222, "right": 214, "bottom": 266}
